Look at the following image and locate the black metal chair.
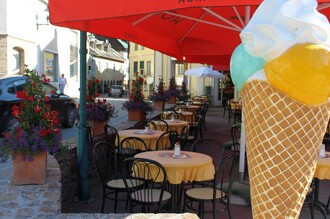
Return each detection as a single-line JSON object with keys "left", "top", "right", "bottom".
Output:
{"left": 104, "top": 124, "right": 119, "bottom": 148}
{"left": 166, "top": 112, "right": 185, "bottom": 121}
{"left": 152, "top": 119, "right": 169, "bottom": 132}
{"left": 183, "top": 154, "right": 239, "bottom": 219}
{"left": 119, "top": 137, "right": 148, "bottom": 165}
{"left": 156, "top": 130, "right": 179, "bottom": 150}
{"left": 93, "top": 141, "right": 143, "bottom": 213}
{"left": 131, "top": 120, "right": 157, "bottom": 130}
{"left": 120, "top": 157, "right": 172, "bottom": 213}
{"left": 191, "top": 139, "right": 225, "bottom": 169}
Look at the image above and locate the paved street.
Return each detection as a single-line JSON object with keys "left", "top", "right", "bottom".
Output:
{"left": 61, "top": 94, "right": 128, "bottom": 139}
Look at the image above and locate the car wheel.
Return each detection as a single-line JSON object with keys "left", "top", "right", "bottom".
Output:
{"left": 62, "top": 106, "right": 76, "bottom": 128}
{"left": 5, "top": 116, "right": 20, "bottom": 132}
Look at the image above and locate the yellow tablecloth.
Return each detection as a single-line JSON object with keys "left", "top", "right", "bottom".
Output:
{"left": 135, "top": 150, "right": 215, "bottom": 185}
{"left": 155, "top": 120, "right": 189, "bottom": 134}
{"left": 315, "top": 152, "right": 330, "bottom": 180}
{"left": 117, "top": 129, "right": 165, "bottom": 151}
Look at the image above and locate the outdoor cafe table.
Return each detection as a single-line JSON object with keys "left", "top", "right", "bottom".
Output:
{"left": 134, "top": 150, "right": 215, "bottom": 209}
{"left": 162, "top": 111, "right": 194, "bottom": 124}
{"left": 155, "top": 119, "right": 189, "bottom": 134}
{"left": 185, "top": 105, "right": 200, "bottom": 112}
{"left": 312, "top": 151, "right": 330, "bottom": 215}
{"left": 117, "top": 129, "right": 165, "bottom": 151}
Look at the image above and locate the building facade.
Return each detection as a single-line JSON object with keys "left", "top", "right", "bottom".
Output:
{"left": 0, "top": 0, "right": 128, "bottom": 99}
{"left": 128, "top": 42, "right": 226, "bottom": 106}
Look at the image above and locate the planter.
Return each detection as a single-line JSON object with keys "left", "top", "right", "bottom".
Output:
{"left": 153, "top": 100, "right": 165, "bottom": 110}
{"left": 167, "top": 96, "right": 177, "bottom": 104}
{"left": 128, "top": 109, "right": 146, "bottom": 121}
{"left": 89, "top": 120, "right": 105, "bottom": 137}
{"left": 12, "top": 151, "right": 47, "bottom": 185}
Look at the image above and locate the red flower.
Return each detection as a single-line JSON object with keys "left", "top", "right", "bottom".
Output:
{"left": 40, "top": 129, "right": 48, "bottom": 137}
{"left": 34, "top": 105, "right": 41, "bottom": 113}
{"left": 44, "top": 96, "right": 50, "bottom": 102}
{"left": 50, "top": 90, "right": 55, "bottom": 95}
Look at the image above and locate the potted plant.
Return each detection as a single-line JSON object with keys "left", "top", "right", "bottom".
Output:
{"left": 165, "top": 77, "right": 179, "bottom": 104}
{"left": 0, "top": 65, "right": 67, "bottom": 185}
{"left": 80, "top": 77, "right": 117, "bottom": 136}
{"left": 179, "top": 80, "right": 189, "bottom": 101}
{"left": 122, "top": 72, "right": 153, "bottom": 121}
{"left": 148, "top": 77, "right": 167, "bottom": 110}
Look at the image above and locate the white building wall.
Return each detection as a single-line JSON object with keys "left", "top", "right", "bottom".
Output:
{"left": 0, "top": 0, "right": 81, "bottom": 98}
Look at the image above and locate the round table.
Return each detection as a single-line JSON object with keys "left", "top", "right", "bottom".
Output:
{"left": 156, "top": 120, "right": 189, "bottom": 134}
{"left": 117, "top": 129, "right": 165, "bottom": 151}
{"left": 315, "top": 152, "right": 330, "bottom": 180}
{"left": 135, "top": 150, "right": 215, "bottom": 185}
{"left": 185, "top": 105, "right": 200, "bottom": 112}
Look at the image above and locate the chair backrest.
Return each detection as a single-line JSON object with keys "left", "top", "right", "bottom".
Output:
{"left": 93, "top": 141, "right": 118, "bottom": 186}
{"left": 120, "top": 157, "right": 170, "bottom": 212}
{"left": 152, "top": 119, "right": 168, "bottom": 132}
{"left": 215, "top": 154, "right": 239, "bottom": 205}
{"left": 104, "top": 124, "right": 119, "bottom": 147}
{"left": 166, "top": 112, "right": 184, "bottom": 121}
{"left": 175, "top": 105, "right": 188, "bottom": 112}
{"left": 231, "top": 123, "right": 241, "bottom": 152}
{"left": 189, "top": 117, "right": 204, "bottom": 140}
{"left": 120, "top": 136, "right": 148, "bottom": 158}
{"left": 131, "top": 120, "right": 157, "bottom": 130}
{"left": 191, "top": 139, "right": 225, "bottom": 167}
{"left": 156, "top": 130, "right": 178, "bottom": 150}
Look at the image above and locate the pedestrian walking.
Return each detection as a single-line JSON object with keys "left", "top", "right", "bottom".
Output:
{"left": 59, "top": 74, "right": 68, "bottom": 93}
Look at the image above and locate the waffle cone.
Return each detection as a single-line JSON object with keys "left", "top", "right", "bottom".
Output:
{"left": 242, "top": 80, "right": 330, "bottom": 219}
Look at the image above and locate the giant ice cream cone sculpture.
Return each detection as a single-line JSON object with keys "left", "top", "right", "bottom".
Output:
{"left": 230, "top": 0, "right": 330, "bottom": 218}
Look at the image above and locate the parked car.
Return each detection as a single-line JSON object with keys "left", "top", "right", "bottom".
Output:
{"left": 108, "top": 85, "right": 124, "bottom": 97}
{"left": 0, "top": 75, "right": 78, "bottom": 134}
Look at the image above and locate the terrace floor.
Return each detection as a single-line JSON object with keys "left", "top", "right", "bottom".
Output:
{"left": 62, "top": 106, "right": 330, "bottom": 219}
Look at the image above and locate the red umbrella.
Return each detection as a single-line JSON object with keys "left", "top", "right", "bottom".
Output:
{"left": 48, "top": 0, "right": 330, "bottom": 67}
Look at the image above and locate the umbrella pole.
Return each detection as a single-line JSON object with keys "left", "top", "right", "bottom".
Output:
{"left": 77, "top": 31, "right": 90, "bottom": 202}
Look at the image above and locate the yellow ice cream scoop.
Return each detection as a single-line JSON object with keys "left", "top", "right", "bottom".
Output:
{"left": 265, "top": 43, "right": 330, "bottom": 105}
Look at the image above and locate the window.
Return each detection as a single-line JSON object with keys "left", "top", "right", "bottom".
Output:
{"left": 7, "top": 79, "right": 26, "bottom": 94}
{"left": 70, "top": 45, "right": 78, "bottom": 79}
{"left": 140, "top": 61, "right": 144, "bottom": 74}
{"left": 134, "top": 43, "right": 138, "bottom": 51}
{"left": 133, "top": 61, "right": 138, "bottom": 73}
{"left": 146, "top": 61, "right": 151, "bottom": 75}
{"left": 10, "top": 48, "right": 23, "bottom": 75}
{"left": 141, "top": 46, "right": 144, "bottom": 50}
{"left": 44, "top": 52, "right": 58, "bottom": 82}
{"left": 178, "top": 63, "right": 185, "bottom": 75}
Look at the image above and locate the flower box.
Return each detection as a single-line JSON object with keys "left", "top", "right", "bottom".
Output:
{"left": 12, "top": 151, "right": 47, "bottom": 185}
{"left": 153, "top": 100, "right": 165, "bottom": 110}
{"left": 89, "top": 120, "right": 105, "bottom": 137}
{"left": 128, "top": 109, "right": 146, "bottom": 121}
{"left": 167, "top": 96, "right": 177, "bottom": 104}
